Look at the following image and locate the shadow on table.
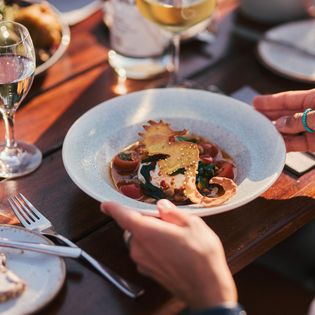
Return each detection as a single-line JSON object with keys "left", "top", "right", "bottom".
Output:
{"left": 258, "top": 217, "right": 315, "bottom": 292}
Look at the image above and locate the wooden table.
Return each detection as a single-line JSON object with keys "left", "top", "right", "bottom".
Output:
{"left": 1, "top": 5, "right": 315, "bottom": 315}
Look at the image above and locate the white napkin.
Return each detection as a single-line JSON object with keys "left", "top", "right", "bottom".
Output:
{"left": 230, "top": 85, "right": 315, "bottom": 175}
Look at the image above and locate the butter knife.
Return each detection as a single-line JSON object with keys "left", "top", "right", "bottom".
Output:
{"left": 0, "top": 238, "right": 82, "bottom": 258}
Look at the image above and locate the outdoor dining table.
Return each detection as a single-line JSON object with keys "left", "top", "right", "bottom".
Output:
{"left": 1, "top": 3, "right": 315, "bottom": 315}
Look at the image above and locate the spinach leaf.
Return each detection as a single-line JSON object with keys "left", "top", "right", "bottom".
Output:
{"left": 119, "top": 152, "right": 132, "bottom": 161}
{"left": 176, "top": 136, "right": 197, "bottom": 143}
{"left": 196, "top": 162, "right": 216, "bottom": 190}
{"left": 141, "top": 154, "right": 168, "bottom": 163}
{"left": 140, "top": 163, "right": 165, "bottom": 200}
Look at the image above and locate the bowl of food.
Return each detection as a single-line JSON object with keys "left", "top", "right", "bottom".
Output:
{"left": 62, "top": 88, "right": 286, "bottom": 216}
{"left": 0, "top": 0, "right": 71, "bottom": 75}
{"left": 110, "top": 120, "right": 237, "bottom": 208}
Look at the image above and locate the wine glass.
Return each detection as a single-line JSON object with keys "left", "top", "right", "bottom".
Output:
{"left": 0, "top": 20, "right": 41, "bottom": 178}
{"left": 136, "top": 0, "right": 216, "bottom": 86}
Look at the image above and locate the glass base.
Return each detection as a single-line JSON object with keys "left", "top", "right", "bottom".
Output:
{"left": 108, "top": 50, "right": 171, "bottom": 80}
{"left": 0, "top": 141, "right": 42, "bottom": 179}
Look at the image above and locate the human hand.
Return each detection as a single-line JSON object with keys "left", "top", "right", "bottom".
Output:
{"left": 100, "top": 199, "right": 237, "bottom": 310}
{"left": 253, "top": 89, "right": 315, "bottom": 152}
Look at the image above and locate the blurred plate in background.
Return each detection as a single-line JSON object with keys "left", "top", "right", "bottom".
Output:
{"left": 0, "top": 1, "right": 71, "bottom": 75}
{"left": 258, "top": 19, "right": 315, "bottom": 83}
{"left": 49, "top": 0, "right": 103, "bottom": 25}
{"left": 0, "top": 225, "right": 66, "bottom": 315}
{"left": 35, "top": 3, "right": 71, "bottom": 75}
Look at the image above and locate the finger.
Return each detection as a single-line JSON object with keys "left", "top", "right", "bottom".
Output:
{"left": 106, "top": 202, "right": 182, "bottom": 239}
{"left": 253, "top": 89, "right": 315, "bottom": 112}
{"left": 275, "top": 111, "right": 315, "bottom": 134}
{"left": 157, "top": 199, "right": 190, "bottom": 227}
{"left": 283, "top": 134, "right": 315, "bottom": 152}
{"left": 258, "top": 110, "right": 298, "bottom": 121}
{"left": 100, "top": 201, "right": 143, "bottom": 232}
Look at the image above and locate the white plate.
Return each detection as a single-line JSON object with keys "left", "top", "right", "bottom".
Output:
{"left": 4, "top": 2, "right": 70, "bottom": 75}
{"left": 35, "top": 4, "right": 71, "bottom": 75}
{"left": 62, "top": 88, "right": 286, "bottom": 216}
{"left": 49, "top": 0, "right": 103, "bottom": 25}
{"left": 0, "top": 225, "right": 66, "bottom": 315}
{"left": 257, "top": 19, "right": 315, "bottom": 83}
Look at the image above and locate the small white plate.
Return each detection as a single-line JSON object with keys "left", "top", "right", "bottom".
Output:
{"left": 257, "top": 19, "right": 315, "bottom": 83}
{"left": 62, "top": 88, "right": 286, "bottom": 216}
{"left": 49, "top": 0, "right": 103, "bottom": 25}
{"left": 0, "top": 225, "right": 66, "bottom": 315}
{"left": 35, "top": 4, "right": 71, "bottom": 75}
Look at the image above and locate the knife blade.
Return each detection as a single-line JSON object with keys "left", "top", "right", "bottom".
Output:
{"left": 0, "top": 238, "right": 82, "bottom": 258}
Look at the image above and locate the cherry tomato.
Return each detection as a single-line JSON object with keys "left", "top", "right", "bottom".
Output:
{"left": 113, "top": 154, "right": 139, "bottom": 172}
{"left": 216, "top": 161, "right": 234, "bottom": 179}
{"left": 120, "top": 183, "right": 144, "bottom": 200}
{"left": 200, "top": 143, "right": 219, "bottom": 158}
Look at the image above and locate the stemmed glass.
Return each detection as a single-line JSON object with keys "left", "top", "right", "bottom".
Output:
{"left": 0, "top": 21, "right": 41, "bottom": 178}
{"left": 136, "top": 0, "right": 216, "bottom": 86}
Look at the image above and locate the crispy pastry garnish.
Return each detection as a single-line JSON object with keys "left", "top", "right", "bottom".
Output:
{"left": 139, "top": 120, "right": 198, "bottom": 175}
{"left": 140, "top": 120, "right": 236, "bottom": 207}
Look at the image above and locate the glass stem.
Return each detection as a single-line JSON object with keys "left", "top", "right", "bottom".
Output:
{"left": 2, "top": 110, "right": 16, "bottom": 149}
{"left": 169, "top": 33, "right": 181, "bottom": 86}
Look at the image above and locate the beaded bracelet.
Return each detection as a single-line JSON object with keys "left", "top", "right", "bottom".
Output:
{"left": 302, "top": 108, "right": 314, "bottom": 133}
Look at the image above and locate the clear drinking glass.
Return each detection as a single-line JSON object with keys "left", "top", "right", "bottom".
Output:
{"left": 0, "top": 21, "right": 41, "bottom": 178}
{"left": 136, "top": 0, "right": 216, "bottom": 85}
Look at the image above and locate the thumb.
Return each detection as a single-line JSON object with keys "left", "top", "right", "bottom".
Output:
{"left": 275, "top": 110, "right": 315, "bottom": 134}
{"left": 157, "top": 199, "right": 189, "bottom": 227}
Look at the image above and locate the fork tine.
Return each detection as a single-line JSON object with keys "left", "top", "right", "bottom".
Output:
{"left": 19, "top": 193, "right": 46, "bottom": 220}
{"left": 8, "top": 197, "right": 31, "bottom": 227}
{"left": 11, "top": 195, "right": 39, "bottom": 222}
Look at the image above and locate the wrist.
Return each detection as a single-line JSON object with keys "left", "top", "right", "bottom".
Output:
{"left": 188, "top": 278, "right": 238, "bottom": 311}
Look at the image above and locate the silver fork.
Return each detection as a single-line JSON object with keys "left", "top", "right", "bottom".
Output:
{"left": 8, "top": 193, "right": 144, "bottom": 298}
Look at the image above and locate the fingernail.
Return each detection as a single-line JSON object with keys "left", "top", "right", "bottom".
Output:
{"left": 275, "top": 116, "right": 289, "bottom": 129}
{"left": 158, "top": 199, "right": 174, "bottom": 210}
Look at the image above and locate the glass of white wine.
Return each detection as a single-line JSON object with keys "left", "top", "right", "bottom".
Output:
{"left": 0, "top": 20, "right": 41, "bottom": 178}
{"left": 136, "top": 0, "right": 216, "bottom": 85}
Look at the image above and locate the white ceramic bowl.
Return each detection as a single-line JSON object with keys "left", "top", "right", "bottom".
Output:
{"left": 62, "top": 88, "right": 286, "bottom": 216}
